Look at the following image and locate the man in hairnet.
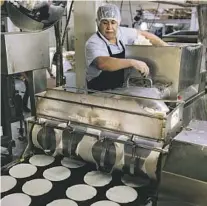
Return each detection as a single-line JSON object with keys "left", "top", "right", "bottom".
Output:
{"left": 85, "top": 4, "right": 168, "bottom": 91}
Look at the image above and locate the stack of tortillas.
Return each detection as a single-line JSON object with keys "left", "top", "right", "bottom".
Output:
{"left": 29, "top": 154, "right": 55, "bottom": 167}
{"left": 9, "top": 163, "right": 37, "bottom": 179}
{"left": 61, "top": 157, "right": 86, "bottom": 169}
{"left": 1, "top": 176, "right": 17, "bottom": 193}
{"left": 22, "top": 179, "right": 53, "bottom": 196}
{"left": 66, "top": 184, "right": 97, "bottom": 201}
{"left": 46, "top": 199, "right": 78, "bottom": 206}
{"left": 91, "top": 200, "right": 120, "bottom": 206}
{"left": 43, "top": 166, "right": 71, "bottom": 181}
{"left": 0, "top": 193, "right": 31, "bottom": 206}
{"left": 121, "top": 174, "right": 150, "bottom": 188}
{"left": 106, "top": 186, "right": 138, "bottom": 204}
{"left": 84, "top": 171, "right": 112, "bottom": 187}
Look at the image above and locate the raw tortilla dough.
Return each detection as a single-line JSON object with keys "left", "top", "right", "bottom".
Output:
{"left": 32, "top": 124, "right": 43, "bottom": 149}
{"left": 0, "top": 193, "right": 31, "bottom": 206}
{"left": 141, "top": 150, "right": 160, "bottom": 179}
{"left": 46, "top": 199, "right": 78, "bottom": 206}
{"left": 61, "top": 157, "right": 86, "bottom": 169}
{"left": 22, "top": 179, "right": 52, "bottom": 196}
{"left": 9, "top": 163, "right": 37, "bottom": 178}
{"left": 91, "top": 200, "right": 120, "bottom": 206}
{"left": 75, "top": 135, "right": 97, "bottom": 164}
{"left": 66, "top": 184, "right": 97, "bottom": 201}
{"left": 43, "top": 166, "right": 71, "bottom": 181}
{"left": 29, "top": 154, "right": 55, "bottom": 167}
{"left": 106, "top": 186, "right": 138, "bottom": 203}
{"left": 1, "top": 176, "right": 17, "bottom": 193}
{"left": 113, "top": 135, "right": 129, "bottom": 170}
{"left": 121, "top": 174, "right": 150, "bottom": 188}
{"left": 84, "top": 171, "right": 112, "bottom": 187}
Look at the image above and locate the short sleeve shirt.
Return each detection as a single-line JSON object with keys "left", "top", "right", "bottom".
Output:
{"left": 85, "top": 26, "right": 137, "bottom": 81}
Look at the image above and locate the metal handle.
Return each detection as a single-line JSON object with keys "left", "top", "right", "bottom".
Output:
{"left": 126, "top": 76, "right": 153, "bottom": 88}
{"left": 99, "top": 139, "right": 114, "bottom": 173}
{"left": 129, "top": 144, "right": 137, "bottom": 175}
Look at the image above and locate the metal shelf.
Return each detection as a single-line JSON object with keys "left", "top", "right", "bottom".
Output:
{"left": 143, "top": 18, "right": 191, "bottom": 24}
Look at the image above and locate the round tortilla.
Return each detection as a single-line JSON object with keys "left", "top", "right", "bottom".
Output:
{"left": 84, "top": 171, "right": 112, "bottom": 187}
{"left": 106, "top": 186, "right": 138, "bottom": 203}
{"left": 43, "top": 166, "right": 71, "bottom": 181}
{"left": 9, "top": 163, "right": 37, "bottom": 178}
{"left": 121, "top": 174, "right": 150, "bottom": 188}
{"left": 66, "top": 184, "right": 97, "bottom": 201}
{"left": 0, "top": 193, "right": 31, "bottom": 206}
{"left": 22, "top": 179, "right": 52, "bottom": 196}
{"left": 46, "top": 199, "right": 78, "bottom": 206}
{"left": 29, "top": 154, "right": 55, "bottom": 167}
{"left": 91, "top": 200, "right": 120, "bottom": 206}
{"left": 1, "top": 176, "right": 17, "bottom": 193}
{"left": 61, "top": 157, "right": 85, "bottom": 169}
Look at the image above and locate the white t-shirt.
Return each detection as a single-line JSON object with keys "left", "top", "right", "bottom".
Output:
{"left": 85, "top": 27, "right": 137, "bottom": 82}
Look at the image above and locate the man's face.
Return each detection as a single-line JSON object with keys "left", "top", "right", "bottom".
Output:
{"left": 99, "top": 19, "right": 118, "bottom": 42}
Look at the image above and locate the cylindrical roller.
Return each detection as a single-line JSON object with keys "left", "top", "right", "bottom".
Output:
{"left": 29, "top": 122, "right": 162, "bottom": 180}
{"left": 31, "top": 124, "right": 60, "bottom": 155}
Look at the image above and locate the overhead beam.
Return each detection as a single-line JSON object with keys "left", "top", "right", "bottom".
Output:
{"left": 151, "top": 1, "right": 197, "bottom": 7}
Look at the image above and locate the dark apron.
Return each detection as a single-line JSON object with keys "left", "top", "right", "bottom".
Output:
{"left": 87, "top": 32, "right": 125, "bottom": 91}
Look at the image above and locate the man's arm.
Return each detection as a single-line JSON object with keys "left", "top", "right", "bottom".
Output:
{"left": 93, "top": 56, "right": 149, "bottom": 76}
{"left": 138, "top": 30, "right": 168, "bottom": 46}
{"left": 94, "top": 56, "right": 133, "bottom": 71}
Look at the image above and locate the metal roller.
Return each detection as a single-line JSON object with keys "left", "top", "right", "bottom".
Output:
{"left": 28, "top": 119, "right": 164, "bottom": 181}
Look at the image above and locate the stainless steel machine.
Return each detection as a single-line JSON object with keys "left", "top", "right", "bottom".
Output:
{"left": 11, "top": 42, "right": 205, "bottom": 205}
{"left": 19, "top": 86, "right": 182, "bottom": 205}
{"left": 1, "top": 31, "right": 49, "bottom": 163}
{"left": 1, "top": 1, "right": 207, "bottom": 206}
{"left": 125, "top": 43, "right": 207, "bottom": 126}
{"left": 124, "top": 43, "right": 207, "bottom": 206}
{"left": 125, "top": 44, "right": 204, "bottom": 101}
{"left": 1, "top": 0, "right": 66, "bottom": 163}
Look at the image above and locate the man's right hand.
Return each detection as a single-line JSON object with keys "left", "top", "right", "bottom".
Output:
{"left": 130, "top": 59, "right": 150, "bottom": 77}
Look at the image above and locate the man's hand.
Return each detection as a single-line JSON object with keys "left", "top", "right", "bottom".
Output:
{"left": 94, "top": 56, "right": 150, "bottom": 76}
{"left": 130, "top": 59, "right": 150, "bottom": 77}
{"left": 138, "top": 30, "right": 168, "bottom": 46}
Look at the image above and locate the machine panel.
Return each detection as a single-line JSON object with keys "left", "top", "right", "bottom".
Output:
{"left": 1, "top": 31, "right": 49, "bottom": 74}
{"left": 125, "top": 44, "right": 203, "bottom": 100}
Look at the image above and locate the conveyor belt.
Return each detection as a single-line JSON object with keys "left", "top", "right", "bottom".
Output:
{"left": 1, "top": 155, "right": 157, "bottom": 206}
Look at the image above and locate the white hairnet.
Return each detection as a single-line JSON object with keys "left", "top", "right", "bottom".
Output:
{"left": 97, "top": 4, "right": 121, "bottom": 25}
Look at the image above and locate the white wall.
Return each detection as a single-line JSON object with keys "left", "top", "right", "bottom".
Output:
{"left": 62, "top": 0, "right": 192, "bottom": 48}
{"left": 35, "top": 0, "right": 190, "bottom": 49}
{"left": 108, "top": 1, "right": 187, "bottom": 27}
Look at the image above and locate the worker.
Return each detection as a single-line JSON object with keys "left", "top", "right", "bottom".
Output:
{"left": 85, "top": 4, "right": 168, "bottom": 91}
